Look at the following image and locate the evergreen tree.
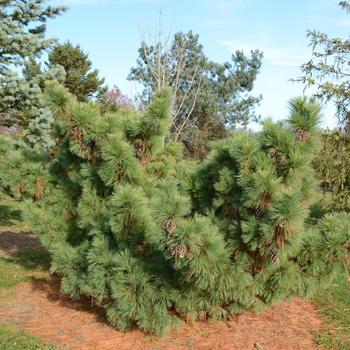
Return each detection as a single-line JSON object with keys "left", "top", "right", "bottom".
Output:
{"left": 129, "top": 31, "right": 262, "bottom": 158}
{"left": 192, "top": 96, "right": 323, "bottom": 303}
{"left": 297, "top": 211, "right": 350, "bottom": 286}
{"left": 0, "top": 86, "right": 348, "bottom": 335}
{"left": 47, "top": 41, "right": 106, "bottom": 102}
{"left": 23, "top": 58, "right": 43, "bottom": 84}
{"left": 0, "top": 0, "right": 65, "bottom": 126}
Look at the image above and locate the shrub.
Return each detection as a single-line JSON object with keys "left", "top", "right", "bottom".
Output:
{"left": 313, "top": 130, "right": 350, "bottom": 212}
{"left": 0, "top": 88, "right": 348, "bottom": 335}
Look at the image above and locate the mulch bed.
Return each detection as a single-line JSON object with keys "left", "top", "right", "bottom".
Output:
{"left": 0, "top": 230, "right": 325, "bottom": 350}
{"left": 0, "top": 281, "right": 324, "bottom": 350}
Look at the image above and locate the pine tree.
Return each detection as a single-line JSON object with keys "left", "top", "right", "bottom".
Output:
{"left": 192, "top": 96, "right": 322, "bottom": 304}
{"left": 129, "top": 31, "right": 262, "bottom": 158}
{"left": 0, "top": 88, "right": 348, "bottom": 335}
{"left": 47, "top": 41, "right": 106, "bottom": 102}
{"left": 0, "top": 0, "right": 65, "bottom": 126}
{"left": 297, "top": 212, "right": 350, "bottom": 288}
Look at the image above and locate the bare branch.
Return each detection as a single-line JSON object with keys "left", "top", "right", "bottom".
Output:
{"left": 172, "top": 60, "right": 204, "bottom": 124}
{"left": 174, "top": 73, "right": 203, "bottom": 141}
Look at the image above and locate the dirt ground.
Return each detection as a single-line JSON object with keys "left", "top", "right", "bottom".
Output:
{"left": 0, "top": 230, "right": 325, "bottom": 350}
{"left": 0, "top": 230, "right": 43, "bottom": 257}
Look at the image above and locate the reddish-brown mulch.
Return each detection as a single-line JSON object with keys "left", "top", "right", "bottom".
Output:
{"left": 0, "top": 277, "right": 324, "bottom": 350}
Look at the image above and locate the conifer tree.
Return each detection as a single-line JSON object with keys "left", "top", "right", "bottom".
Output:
{"left": 0, "top": 88, "right": 348, "bottom": 335}
{"left": 47, "top": 41, "right": 106, "bottom": 102}
{"left": 129, "top": 31, "right": 262, "bottom": 157}
{"left": 192, "top": 96, "right": 324, "bottom": 303}
{"left": 0, "top": 0, "right": 65, "bottom": 126}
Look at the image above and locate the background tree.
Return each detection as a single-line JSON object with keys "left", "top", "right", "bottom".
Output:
{"left": 47, "top": 41, "right": 106, "bottom": 102}
{"left": 297, "top": 1, "right": 350, "bottom": 133}
{"left": 313, "top": 130, "right": 350, "bottom": 211}
{"left": 23, "top": 58, "right": 43, "bottom": 84}
{"left": 128, "top": 31, "right": 262, "bottom": 157}
{"left": 0, "top": 0, "right": 65, "bottom": 127}
{"left": 99, "top": 85, "right": 134, "bottom": 114}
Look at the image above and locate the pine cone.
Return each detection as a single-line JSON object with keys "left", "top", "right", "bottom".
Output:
{"left": 267, "top": 148, "right": 283, "bottom": 167}
{"left": 164, "top": 218, "right": 176, "bottom": 235}
{"left": 267, "top": 148, "right": 277, "bottom": 158}
{"left": 296, "top": 128, "right": 310, "bottom": 142}
{"left": 70, "top": 125, "right": 88, "bottom": 152}
{"left": 255, "top": 207, "right": 263, "bottom": 219}
{"left": 254, "top": 342, "right": 264, "bottom": 350}
{"left": 35, "top": 177, "right": 45, "bottom": 200}
{"left": 170, "top": 243, "right": 188, "bottom": 258}
{"left": 269, "top": 248, "right": 279, "bottom": 264}
{"left": 80, "top": 140, "right": 88, "bottom": 153}
{"left": 320, "top": 180, "right": 332, "bottom": 192}
{"left": 135, "top": 143, "right": 144, "bottom": 159}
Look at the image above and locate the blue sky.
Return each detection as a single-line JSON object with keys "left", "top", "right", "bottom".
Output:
{"left": 47, "top": 0, "right": 349, "bottom": 129}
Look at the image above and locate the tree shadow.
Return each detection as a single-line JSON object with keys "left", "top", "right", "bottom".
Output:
{"left": 0, "top": 204, "right": 22, "bottom": 227}
{"left": 0, "top": 229, "right": 50, "bottom": 271}
{"left": 2, "top": 250, "right": 51, "bottom": 271}
{"left": 0, "top": 230, "right": 43, "bottom": 255}
{"left": 30, "top": 276, "right": 109, "bottom": 325}
{"left": 307, "top": 203, "right": 328, "bottom": 225}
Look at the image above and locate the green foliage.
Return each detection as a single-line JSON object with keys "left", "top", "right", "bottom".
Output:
{"left": 0, "top": 1, "right": 65, "bottom": 68}
{"left": 0, "top": 199, "right": 49, "bottom": 289}
{"left": 23, "top": 58, "right": 43, "bottom": 84}
{"left": 129, "top": 31, "right": 262, "bottom": 158}
{"left": 297, "top": 212, "right": 350, "bottom": 287}
{"left": 297, "top": 1, "right": 350, "bottom": 131}
{"left": 0, "top": 0, "right": 65, "bottom": 126}
{"left": 47, "top": 41, "right": 106, "bottom": 102}
{"left": 288, "top": 96, "right": 321, "bottom": 132}
{"left": 311, "top": 213, "right": 350, "bottom": 348}
{"left": 192, "top": 97, "right": 325, "bottom": 306}
{"left": 313, "top": 274, "right": 350, "bottom": 350}
{"left": 313, "top": 130, "right": 350, "bottom": 211}
{"left": 0, "top": 87, "right": 347, "bottom": 335}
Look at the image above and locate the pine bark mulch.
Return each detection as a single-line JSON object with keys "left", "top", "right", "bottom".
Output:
{"left": 0, "top": 280, "right": 324, "bottom": 350}
{"left": 0, "top": 230, "right": 324, "bottom": 350}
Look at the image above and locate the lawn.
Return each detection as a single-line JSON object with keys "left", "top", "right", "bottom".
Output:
{"left": 0, "top": 199, "right": 55, "bottom": 349}
{"left": 313, "top": 275, "right": 350, "bottom": 350}
{"left": 0, "top": 324, "right": 56, "bottom": 350}
{"left": 0, "top": 250, "right": 50, "bottom": 289}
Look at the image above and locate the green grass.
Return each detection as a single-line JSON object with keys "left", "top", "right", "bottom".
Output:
{"left": 0, "top": 198, "right": 26, "bottom": 231}
{"left": 0, "top": 250, "right": 50, "bottom": 289}
{"left": 0, "top": 199, "right": 54, "bottom": 349}
{"left": 0, "top": 198, "right": 50, "bottom": 289}
{"left": 0, "top": 324, "right": 56, "bottom": 350}
{"left": 313, "top": 275, "right": 350, "bottom": 350}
